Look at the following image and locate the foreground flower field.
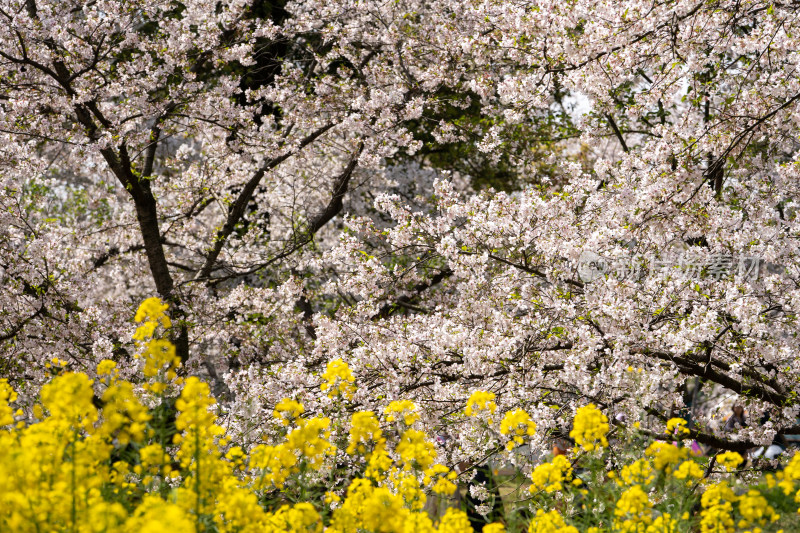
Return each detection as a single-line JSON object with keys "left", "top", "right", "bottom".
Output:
{"left": 0, "top": 299, "right": 798, "bottom": 532}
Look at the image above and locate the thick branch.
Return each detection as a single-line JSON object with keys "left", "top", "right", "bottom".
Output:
{"left": 0, "top": 305, "right": 46, "bottom": 342}
{"left": 605, "top": 113, "right": 629, "bottom": 153}
{"left": 373, "top": 268, "right": 453, "bottom": 320}
{"left": 640, "top": 348, "right": 791, "bottom": 407}
{"left": 197, "top": 143, "right": 363, "bottom": 285}
{"left": 194, "top": 123, "right": 336, "bottom": 281}
{"left": 10, "top": 5, "right": 178, "bottom": 303}
{"left": 307, "top": 144, "right": 363, "bottom": 234}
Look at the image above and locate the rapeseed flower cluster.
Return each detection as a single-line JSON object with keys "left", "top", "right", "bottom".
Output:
{"left": 364, "top": 445, "right": 394, "bottom": 482}
{"left": 396, "top": 428, "right": 437, "bottom": 470}
{"left": 665, "top": 418, "right": 690, "bottom": 437}
{"left": 133, "top": 297, "right": 172, "bottom": 340}
{"left": 773, "top": 452, "right": 800, "bottom": 498}
{"left": 0, "top": 299, "right": 485, "bottom": 532}
{"left": 385, "top": 399, "right": 420, "bottom": 426}
{"left": 737, "top": 489, "right": 779, "bottom": 530}
{"left": 250, "top": 405, "right": 333, "bottom": 490}
{"left": 437, "top": 508, "right": 474, "bottom": 533}
{"left": 424, "top": 463, "right": 458, "bottom": 496}
{"left": 0, "top": 368, "right": 143, "bottom": 531}
{"left": 40, "top": 371, "right": 98, "bottom": 428}
{"left": 619, "top": 459, "right": 655, "bottom": 486}
{"left": 273, "top": 398, "right": 305, "bottom": 426}
{"left": 614, "top": 484, "right": 653, "bottom": 531}
{"left": 527, "top": 509, "right": 578, "bottom": 533}
{"left": 645, "top": 441, "right": 690, "bottom": 472}
{"left": 250, "top": 441, "right": 299, "bottom": 489}
{"left": 330, "top": 478, "right": 404, "bottom": 531}
{"left": 500, "top": 408, "right": 537, "bottom": 450}
{"left": 717, "top": 451, "right": 744, "bottom": 470}
{"left": 321, "top": 358, "right": 356, "bottom": 399}
{"left": 570, "top": 403, "right": 609, "bottom": 451}
{"left": 520, "top": 403, "right": 798, "bottom": 533}
{"left": 124, "top": 496, "right": 194, "bottom": 533}
{"left": 701, "top": 482, "right": 738, "bottom": 533}
{"left": 265, "top": 502, "right": 322, "bottom": 532}
{"left": 98, "top": 377, "right": 151, "bottom": 444}
{"left": 391, "top": 469, "right": 428, "bottom": 510}
{"left": 285, "top": 415, "right": 333, "bottom": 470}
{"left": 529, "top": 455, "right": 573, "bottom": 494}
{"left": 672, "top": 460, "right": 704, "bottom": 482}
{"left": 0, "top": 378, "right": 17, "bottom": 426}
{"left": 347, "top": 411, "right": 385, "bottom": 455}
{"left": 465, "top": 390, "right": 497, "bottom": 417}
{"left": 647, "top": 514, "right": 679, "bottom": 533}
{"left": 132, "top": 297, "right": 181, "bottom": 393}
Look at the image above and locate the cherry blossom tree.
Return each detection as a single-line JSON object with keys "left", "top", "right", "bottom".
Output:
{"left": 1, "top": 0, "right": 799, "bottom": 458}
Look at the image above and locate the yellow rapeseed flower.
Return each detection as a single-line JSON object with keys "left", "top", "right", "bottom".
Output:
{"left": 437, "top": 508, "right": 472, "bottom": 533}
{"left": 465, "top": 390, "right": 497, "bottom": 416}
{"left": 273, "top": 398, "right": 305, "bottom": 426}
{"left": 700, "top": 482, "right": 737, "bottom": 533}
{"left": 529, "top": 455, "right": 572, "bottom": 494}
{"left": 500, "top": 408, "right": 536, "bottom": 450}
{"left": 384, "top": 399, "right": 420, "bottom": 426}
{"left": 96, "top": 359, "right": 118, "bottom": 377}
{"left": 347, "top": 411, "right": 385, "bottom": 455}
{"left": 645, "top": 441, "right": 689, "bottom": 472}
{"left": 40, "top": 372, "right": 98, "bottom": 428}
{"left": 738, "top": 489, "right": 779, "bottom": 529}
{"left": 286, "top": 416, "right": 333, "bottom": 469}
{"left": 614, "top": 484, "right": 653, "bottom": 530}
{"left": 672, "top": 460, "right": 704, "bottom": 481}
{"left": 570, "top": 404, "right": 609, "bottom": 452}
{"left": 123, "top": 495, "right": 194, "bottom": 533}
{"left": 527, "top": 509, "right": 578, "bottom": 533}
{"left": 0, "top": 379, "right": 18, "bottom": 426}
{"left": 266, "top": 502, "right": 322, "bottom": 533}
{"left": 665, "top": 417, "right": 690, "bottom": 437}
{"left": 716, "top": 451, "right": 743, "bottom": 470}
{"left": 396, "top": 428, "right": 436, "bottom": 471}
{"left": 423, "top": 464, "right": 457, "bottom": 495}
{"left": 619, "top": 459, "right": 655, "bottom": 486}
{"left": 320, "top": 358, "right": 356, "bottom": 399}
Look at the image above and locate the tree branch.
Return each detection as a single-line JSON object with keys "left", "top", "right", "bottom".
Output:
{"left": 194, "top": 122, "right": 336, "bottom": 281}
{"left": 605, "top": 113, "right": 629, "bottom": 153}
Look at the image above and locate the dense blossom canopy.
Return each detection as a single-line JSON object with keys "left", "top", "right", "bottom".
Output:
{"left": 0, "top": 0, "right": 799, "bottom": 461}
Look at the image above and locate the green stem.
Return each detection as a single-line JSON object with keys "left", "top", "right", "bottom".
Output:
{"left": 195, "top": 429, "right": 201, "bottom": 528}
{"left": 71, "top": 435, "right": 77, "bottom": 533}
